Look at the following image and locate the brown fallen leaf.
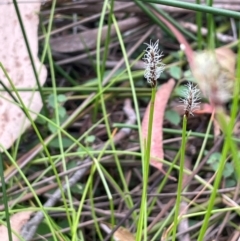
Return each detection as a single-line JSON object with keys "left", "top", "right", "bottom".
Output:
{"left": 0, "top": 1, "right": 47, "bottom": 150}
{"left": 0, "top": 211, "right": 32, "bottom": 241}
{"left": 100, "top": 222, "right": 135, "bottom": 241}
{"left": 50, "top": 17, "right": 142, "bottom": 53}
{"left": 142, "top": 78, "right": 175, "bottom": 172}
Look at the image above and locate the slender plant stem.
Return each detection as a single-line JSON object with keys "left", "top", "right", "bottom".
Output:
{"left": 197, "top": 140, "right": 229, "bottom": 241}
{"left": 193, "top": 113, "right": 213, "bottom": 170}
{"left": 12, "top": 0, "right": 47, "bottom": 115}
{"left": 229, "top": 22, "right": 240, "bottom": 178}
{"left": 136, "top": 86, "right": 156, "bottom": 241}
{"left": 0, "top": 153, "right": 13, "bottom": 241}
{"left": 207, "top": 0, "right": 215, "bottom": 49}
{"left": 140, "top": 0, "right": 240, "bottom": 18}
{"left": 196, "top": 0, "right": 203, "bottom": 49}
{"left": 172, "top": 115, "right": 187, "bottom": 240}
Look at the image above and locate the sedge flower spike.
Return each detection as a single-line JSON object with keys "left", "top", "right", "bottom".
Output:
{"left": 180, "top": 82, "right": 201, "bottom": 118}
{"left": 143, "top": 40, "right": 165, "bottom": 87}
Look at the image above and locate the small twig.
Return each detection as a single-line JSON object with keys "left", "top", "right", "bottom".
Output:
{"left": 178, "top": 202, "right": 190, "bottom": 241}
{"left": 103, "top": 174, "right": 163, "bottom": 241}
{"left": 228, "top": 230, "right": 240, "bottom": 241}
{"left": 180, "top": 21, "right": 235, "bottom": 43}
{"left": 20, "top": 99, "right": 136, "bottom": 241}
{"left": 230, "top": 18, "right": 237, "bottom": 40}
{"left": 215, "top": 181, "right": 240, "bottom": 239}
{"left": 113, "top": 99, "right": 137, "bottom": 142}
{"left": 20, "top": 158, "right": 91, "bottom": 241}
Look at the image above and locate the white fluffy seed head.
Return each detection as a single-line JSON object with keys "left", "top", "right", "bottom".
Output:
{"left": 179, "top": 82, "right": 201, "bottom": 117}
{"left": 143, "top": 40, "right": 165, "bottom": 87}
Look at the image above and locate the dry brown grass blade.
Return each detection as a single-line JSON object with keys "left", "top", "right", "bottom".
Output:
{"left": 142, "top": 78, "right": 175, "bottom": 172}
{"left": 0, "top": 1, "right": 47, "bottom": 150}
{"left": 50, "top": 17, "right": 142, "bottom": 53}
